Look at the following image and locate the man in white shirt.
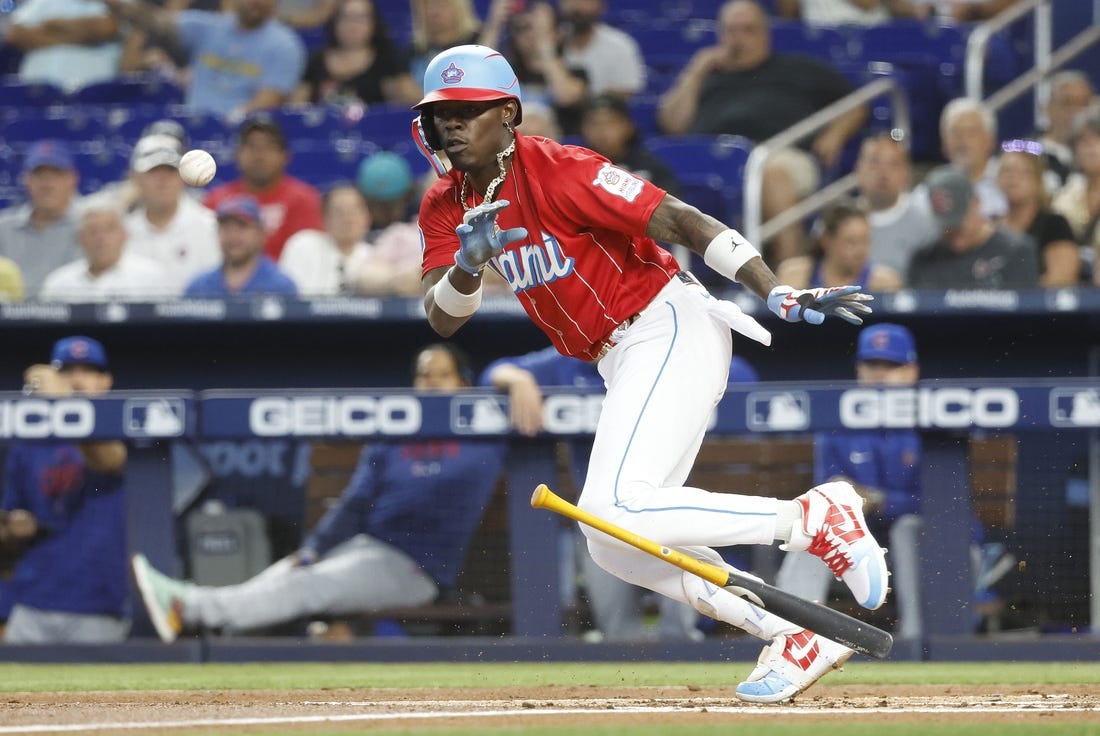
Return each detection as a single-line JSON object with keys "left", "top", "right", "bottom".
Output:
{"left": 124, "top": 133, "right": 220, "bottom": 292}
{"left": 40, "top": 205, "right": 173, "bottom": 302}
{"left": 854, "top": 133, "right": 938, "bottom": 279}
{"left": 279, "top": 184, "right": 373, "bottom": 296}
{"left": 6, "top": 0, "right": 124, "bottom": 92}
{"left": 559, "top": 0, "right": 645, "bottom": 99}
{"left": 940, "top": 97, "right": 1007, "bottom": 220}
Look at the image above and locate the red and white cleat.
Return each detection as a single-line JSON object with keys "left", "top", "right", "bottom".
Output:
{"left": 786, "top": 481, "right": 889, "bottom": 610}
{"left": 735, "top": 629, "right": 854, "bottom": 703}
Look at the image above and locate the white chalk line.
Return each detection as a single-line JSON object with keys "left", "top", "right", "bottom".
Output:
{"left": 0, "top": 697, "right": 1096, "bottom": 734}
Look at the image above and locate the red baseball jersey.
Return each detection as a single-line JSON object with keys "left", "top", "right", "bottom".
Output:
{"left": 205, "top": 176, "right": 324, "bottom": 261}
{"left": 419, "top": 134, "right": 680, "bottom": 360}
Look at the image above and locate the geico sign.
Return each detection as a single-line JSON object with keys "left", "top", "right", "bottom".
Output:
{"left": 839, "top": 388, "right": 1018, "bottom": 429}
{"left": 543, "top": 394, "right": 603, "bottom": 433}
{"left": 0, "top": 399, "right": 95, "bottom": 438}
{"left": 249, "top": 396, "right": 422, "bottom": 436}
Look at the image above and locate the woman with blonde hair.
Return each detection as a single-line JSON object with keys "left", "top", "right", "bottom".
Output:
{"left": 775, "top": 198, "right": 903, "bottom": 293}
{"left": 996, "top": 140, "right": 1081, "bottom": 287}
{"left": 406, "top": 0, "right": 510, "bottom": 90}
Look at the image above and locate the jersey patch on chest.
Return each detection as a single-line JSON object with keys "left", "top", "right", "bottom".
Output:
{"left": 592, "top": 163, "right": 644, "bottom": 203}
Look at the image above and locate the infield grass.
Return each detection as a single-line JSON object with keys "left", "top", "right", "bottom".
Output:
{"left": 0, "top": 661, "right": 1098, "bottom": 691}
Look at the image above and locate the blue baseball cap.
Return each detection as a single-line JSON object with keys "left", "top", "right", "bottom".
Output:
{"left": 357, "top": 151, "right": 413, "bottom": 202}
{"left": 216, "top": 195, "right": 262, "bottom": 225}
{"left": 22, "top": 140, "right": 75, "bottom": 175}
{"left": 51, "top": 336, "right": 108, "bottom": 371}
{"left": 856, "top": 324, "right": 917, "bottom": 365}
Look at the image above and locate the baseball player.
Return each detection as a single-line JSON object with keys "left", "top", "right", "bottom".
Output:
{"left": 130, "top": 343, "right": 505, "bottom": 642}
{"left": 415, "top": 45, "right": 887, "bottom": 703}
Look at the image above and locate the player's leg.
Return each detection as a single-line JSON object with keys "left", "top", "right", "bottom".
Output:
{"left": 775, "top": 550, "right": 833, "bottom": 605}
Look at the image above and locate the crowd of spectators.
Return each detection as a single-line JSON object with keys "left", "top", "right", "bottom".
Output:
{"left": 0, "top": 0, "right": 1096, "bottom": 305}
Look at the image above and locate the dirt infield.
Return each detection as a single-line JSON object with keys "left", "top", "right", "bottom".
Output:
{"left": 2, "top": 685, "right": 1098, "bottom": 733}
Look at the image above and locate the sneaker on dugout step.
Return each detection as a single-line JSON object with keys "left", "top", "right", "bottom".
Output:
{"left": 131, "top": 553, "right": 191, "bottom": 644}
{"left": 785, "top": 480, "right": 889, "bottom": 610}
{"left": 735, "top": 629, "right": 854, "bottom": 703}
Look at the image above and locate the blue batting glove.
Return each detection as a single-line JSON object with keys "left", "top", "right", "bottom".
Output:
{"left": 767, "top": 285, "right": 874, "bottom": 325}
{"left": 454, "top": 199, "right": 528, "bottom": 276}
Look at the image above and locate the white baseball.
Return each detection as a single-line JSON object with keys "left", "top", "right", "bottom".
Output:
{"left": 179, "top": 149, "right": 217, "bottom": 187}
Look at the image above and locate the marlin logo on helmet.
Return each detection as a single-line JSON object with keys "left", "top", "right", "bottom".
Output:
{"left": 440, "top": 62, "right": 465, "bottom": 85}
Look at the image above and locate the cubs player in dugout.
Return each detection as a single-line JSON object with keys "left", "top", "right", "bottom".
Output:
{"left": 415, "top": 45, "right": 886, "bottom": 703}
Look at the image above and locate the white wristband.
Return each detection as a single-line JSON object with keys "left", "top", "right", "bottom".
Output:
{"left": 703, "top": 229, "right": 761, "bottom": 284}
{"left": 432, "top": 269, "right": 483, "bottom": 317}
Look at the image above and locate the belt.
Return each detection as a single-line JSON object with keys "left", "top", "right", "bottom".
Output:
{"left": 593, "top": 311, "right": 642, "bottom": 362}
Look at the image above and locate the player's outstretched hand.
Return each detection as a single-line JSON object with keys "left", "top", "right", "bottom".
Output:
{"left": 767, "top": 285, "right": 874, "bottom": 325}
{"left": 454, "top": 200, "right": 528, "bottom": 275}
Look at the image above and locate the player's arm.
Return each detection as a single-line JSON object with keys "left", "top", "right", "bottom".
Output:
{"left": 78, "top": 441, "right": 127, "bottom": 474}
{"left": 423, "top": 265, "right": 481, "bottom": 337}
{"left": 101, "top": 0, "right": 179, "bottom": 41}
{"left": 646, "top": 194, "right": 871, "bottom": 325}
{"left": 8, "top": 14, "right": 120, "bottom": 49}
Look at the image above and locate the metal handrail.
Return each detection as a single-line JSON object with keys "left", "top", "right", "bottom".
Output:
{"left": 986, "top": 24, "right": 1100, "bottom": 113}
{"left": 742, "top": 77, "right": 910, "bottom": 247}
{"left": 964, "top": 0, "right": 1051, "bottom": 122}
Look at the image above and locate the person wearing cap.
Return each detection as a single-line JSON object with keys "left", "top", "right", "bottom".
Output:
{"left": 0, "top": 140, "right": 84, "bottom": 298}
{"left": 124, "top": 134, "right": 221, "bottom": 292}
{"left": 776, "top": 323, "right": 925, "bottom": 640}
{"left": 104, "top": 0, "right": 306, "bottom": 118}
{"left": 414, "top": 43, "right": 881, "bottom": 703}
{"left": 185, "top": 195, "right": 299, "bottom": 297}
{"left": 39, "top": 204, "right": 173, "bottom": 303}
{"left": 202, "top": 116, "right": 324, "bottom": 261}
{"left": 1, "top": 337, "right": 131, "bottom": 644}
{"left": 5, "top": 0, "right": 123, "bottom": 92}
{"left": 351, "top": 151, "right": 426, "bottom": 295}
{"left": 908, "top": 165, "right": 1039, "bottom": 290}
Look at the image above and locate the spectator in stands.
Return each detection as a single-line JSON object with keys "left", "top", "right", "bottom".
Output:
{"left": 908, "top": 165, "right": 1039, "bottom": 289}
{"left": 890, "top": 0, "right": 1018, "bottom": 22}
{"left": 0, "top": 258, "right": 24, "bottom": 302}
{"left": 124, "top": 133, "right": 221, "bottom": 293}
{"left": 480, "top": 347, "right": 758, "bottom": 642}
{"left": 0, "top": 141, "right": 83, "bottom": 299}
{"left": 6, "top": 0, "right": 123, "bottom": 91}
{"left": 657, "top": 0, "right": 867, "bottom": 265}
{"left": 185, "top": 195, "right": 299, "bottom": 297}
{"left": 940, "top": 97, "right": 1007, "bottom": 219}
{"left": 118, "top": 0, "right": 190, "bottom": 80}
{"left": 105, "top": 0, "right": 306, "bottom": 118}
{"left": 502, "top": 2, "right": 588, "bottom": 135}
{"left": 580, "top": 94, "right": 680, "bottom": 196}
{"left": 289, "top": 0, "right": 420, "bottom": 107}
{"left": 203, "top": 115, "right": 324, "bottom": 261}
{"left": 279, "top": 183, "right": 376, "bottom": 296}
{"left": 775, "top": 198, "right": 903, "bottom": 292}
{"left": 40, "top": 205, "right": 172, "bottom": 302}
{"left": 130, "top": 343, "right": 505, "bottom": 642}
{"left": 776, "top": 0, "right": 890, "bottom": 26}
{"left": 1037, "top": 71, "right": 1094, "bottom": 189}
{"left": 1052, "top": 103, "right": 1100, "bottom": 283}
{"left": 518, "top": 100, "right": 564, "bottom": 140}
{"left": 854, "top": 133, "right": 938, "bottom": 281}
{"left": 354, "top": 152, "right": 425, "bottom": 296}
{"left": 996, "top": 142, "right": 1081, "bottom": 288}
{"left": 405, "top": 0, "right": 508, "bottom": 91}
{"left": 1, "top": 337, "right": 130, "bottom": 644}
{"left": 559, "top": 0, "right": 645, "bottom": 99}
{"left": 776, "top": 323, "right": 923, "bottom": 639}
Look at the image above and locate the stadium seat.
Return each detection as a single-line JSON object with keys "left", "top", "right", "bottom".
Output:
{"left": 356, "top": 104, "right": 418, "bottom": 147}
{"left": 70, "top": 145, "right": 130, "bottom": 195}
{"left": 646, "top": 135, "right": 753, "bottom": 224}
{"left": 270, "top": 105, "right": 363, "bottom": 146}
{"left": 0, "top": 108, "right": 109, "bottom": 153}
{"left": 768, "top": 20, "right": 849, "bottom": 65}
{"left": 68, "top": 74, "right": 184, "bottom": 107}
{"left": 108, "top": 106, "right": 234, "bottom": 156}
{"left": 286, "top": 139, "right": 372, "bottom": 191}
{"left": 0, "top": 76, "right": 65, "bottom": 108}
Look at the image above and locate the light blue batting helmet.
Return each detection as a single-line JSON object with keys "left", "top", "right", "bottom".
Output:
{"left": 413, "top": 44, "right": 523, "bottom": 123}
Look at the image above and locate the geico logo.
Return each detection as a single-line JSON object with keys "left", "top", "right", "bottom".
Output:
{"left": 543, "top": 394, "right": 603, "bottom": 433}
{"left": 0, "top": 399, "right": 95, "bottom": 438}
{"left": 249, "top": 396, "right": 422, "bottom": 436}
{"left": 839, "top": 388, "right": 1019, "bottom": 429}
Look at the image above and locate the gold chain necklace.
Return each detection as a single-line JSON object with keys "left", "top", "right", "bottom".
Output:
{"left": 460, "top": 137, "right": 516, "bottom": 212}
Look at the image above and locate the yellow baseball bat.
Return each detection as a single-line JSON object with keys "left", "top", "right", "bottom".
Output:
{"left": 530, "top": 483, "right": 893, "bottom": 659}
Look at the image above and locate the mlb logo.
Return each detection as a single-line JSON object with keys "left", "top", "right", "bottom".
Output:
{"left": 1050, "top": 389, "right": 1100, "bottom": 428}
{"left": 746, "top": 391, "right": 810, "bottom": 432}
{"left": 124, "top": 399, "right": 186, "bottom": 437}
{"left": 450, "top": 396, "right": 510, "bottom": 434}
